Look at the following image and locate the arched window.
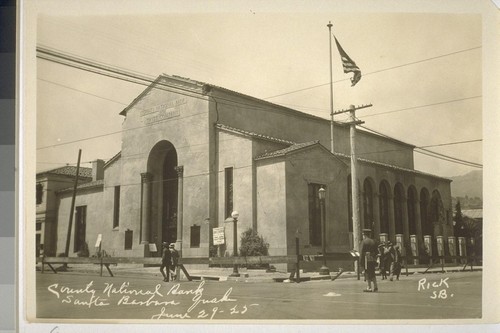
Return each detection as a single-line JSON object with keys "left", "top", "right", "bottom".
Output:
{"left": 394, "top": 183, "right": 405, "bottom": 235}
{"left": 407, "top": 186, "right": 418, "bottom": 235}
{"left": 430, "top": 190, "right": 444, "bottom": 226}
{"left": 363, "top": 178, "right": 374, "bottom": 230}
{"left": 379, "top": 181, "right": 390, "bottom": 234}
{"left": 420, "top": 188, "right": 431, "bottom": 236}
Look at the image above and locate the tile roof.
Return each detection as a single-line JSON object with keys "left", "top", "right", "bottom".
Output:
{"left": 37, "top": 166, "right": 93, "bottom": 179}
{"left": 255, "top": 141, "right": 450, "bottom": 181}
{"left": 56, "top": 179, "right": 104, "bottom": 194}
{"left": 215, "top": 123, "right": 296, "bottom": 145}
{"left": 332, "top": 151, "right": 451, "bottom": 181}
{"left": 255, "top": 141, "right": 319, "bottom": 160}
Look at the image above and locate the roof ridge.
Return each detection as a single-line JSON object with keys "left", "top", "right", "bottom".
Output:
{"left": 254, "top": 140, "right": 320, "bottom": 160}
{"left": 37, "top": 165, "right": 93, "bottom": 178}
{"left": 215, "top": 123, "right": 296, "bottom": 145}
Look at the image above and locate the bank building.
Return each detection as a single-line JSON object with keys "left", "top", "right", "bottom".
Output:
{"left": 36, "top": 74, "right": 453, "bottom": 270}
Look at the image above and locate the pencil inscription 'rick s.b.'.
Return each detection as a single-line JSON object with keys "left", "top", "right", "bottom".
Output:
{"left": 418, "top": 277, "right": 454, "bottom": 299}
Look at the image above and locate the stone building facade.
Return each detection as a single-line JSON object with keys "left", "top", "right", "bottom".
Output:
{"left": 37, "top": 74, "right": 453, "bottom": 269}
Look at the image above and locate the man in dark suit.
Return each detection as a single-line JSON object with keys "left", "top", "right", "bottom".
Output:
{"left": 160, "top": 242, "right": 171, "bottom": 282}
{"left": 360, "top": 229, "right": 379, "bottom": 292}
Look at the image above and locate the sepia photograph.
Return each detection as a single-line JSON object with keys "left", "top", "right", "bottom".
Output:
{"left": 19, "top": 0, "right": 499, "bottom": 331}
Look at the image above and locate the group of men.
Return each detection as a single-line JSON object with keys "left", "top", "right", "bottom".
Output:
{"left": 160, "top": 242, "right": 179, "bottom": 282}
{"left": 359, "top": 229, "right": 403, "bottom": 292}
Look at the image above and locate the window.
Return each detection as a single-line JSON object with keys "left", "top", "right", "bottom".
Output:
{"left": 308, "top": 183, "right": 325, "bottom": 246}
{"left": 363, "top": 179, "right": 374, "bottom": 230}
{"left": 36, "top": 183, "right": 43, "bottom": 205}
{"left": 124, "top": 229, "right": 133, "bottom": 250}
{"left": 74, "top": 206, "right": 87, "bottom": 253}
{"left": 113, "top": 186, "right": 120, "bottom": 228}
{"left": 190, "top": 225, "right": 201, "bottom": 248}
{"left": 225, "top": 167, "right": 233, "bottom": 218}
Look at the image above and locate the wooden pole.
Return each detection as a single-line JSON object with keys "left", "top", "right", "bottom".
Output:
{"left": 64, "top": 149, "right": 82, "bottom": 258}
{"left": 327, "top": 21, "right": 335, "bottom": 153}
{"left": 350, "top": 107, "right": 361, "bottom": 254}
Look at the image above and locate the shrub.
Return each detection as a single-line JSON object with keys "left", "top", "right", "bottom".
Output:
{"left": 209, "top": 245, "right": 218, "bottom": 258}
{"left": 239, "top": 228, "right": 269, "bottom": 257}
{"left": 76, "top": 242, "right": 90, "bottom": 257}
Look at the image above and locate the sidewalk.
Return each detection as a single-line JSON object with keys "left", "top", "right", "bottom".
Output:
{"left": 36, "top": 262, "right": 482, "bottom": 283}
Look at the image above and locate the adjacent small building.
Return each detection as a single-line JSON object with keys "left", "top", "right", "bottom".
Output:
{"left": 36, "top": 74, "right": 453, "bottom": 270}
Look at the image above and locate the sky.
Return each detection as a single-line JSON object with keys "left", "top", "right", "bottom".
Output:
{"left": 34, "top": 2, "right": 486, "bottom": 178}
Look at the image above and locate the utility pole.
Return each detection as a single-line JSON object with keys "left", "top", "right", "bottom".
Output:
{"left": 64, "top": 149, "right": 82, "bottom": 258}
{"left": 332, "top": 104, "right": 372, "bottom": 252}
{"left": 327, "top": 21, "right": 335, "bottom": 153}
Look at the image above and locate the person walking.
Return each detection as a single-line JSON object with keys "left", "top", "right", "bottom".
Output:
{"left": 169, "top": 243, "right": 179, "bottom": 281}
{"left": 360, "top": 229, "right": 379, "bottom": 292}
{"left": 378, "top": 243, "right": 387, "bottom": 280}
{"left": 390, "top": 245, "right": 402, "bottom": 281}
{"left": 383, "top": 241, "right": 394, "bottom": 280}
{"left": 160, "top": 242, "right": 172, "bottom": 282}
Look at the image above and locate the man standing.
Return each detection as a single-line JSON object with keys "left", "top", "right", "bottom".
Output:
{"left": 169, "top": 243, "right": 179, "bottom": 281}
{"left": 160, "top": 242, "right": 171, "bottom": 282}
{"left": 360, "top": 229, "right": 379, "bottom": 292}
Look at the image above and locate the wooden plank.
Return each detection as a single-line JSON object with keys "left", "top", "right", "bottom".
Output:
{"left": 47, "top": 263, "right": 57, "bottom": 274}
{"left": 105, "top": 264, "right": 114, "bottom": 277}
{"left": 209, "top": 255, "right": 296, "bottom": 265}
{"left": 43, "top": 257, "right": 99, "bottom": 264}
{"left": 179, "top": 264, "right": 192, "bottom": 281}
{"left": 178, "top": 257, "right": 211, "bottom": 265}
{"left": 100, "top": 257, "right": 159, "bottom": 265}
{"left": 302, "top": 253, "right": 355, "bottom": 261}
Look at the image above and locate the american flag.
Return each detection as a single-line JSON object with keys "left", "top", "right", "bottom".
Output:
{"left": 334, "top": 37, "right": 362, "bottom": 87}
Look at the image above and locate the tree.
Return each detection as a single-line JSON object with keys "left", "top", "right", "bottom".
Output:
{"left": 239, "top": 228, "right": 269, "bottom": 257}
{"left": 453, "top": 200, "right": 465, "bottom": 237}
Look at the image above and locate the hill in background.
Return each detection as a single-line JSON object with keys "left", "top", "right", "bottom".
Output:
{"left": 450, "top": 170, "right": 482, "bottom": 209}
{"left": 450, "top": 170, "right": 482, "bottom": 198}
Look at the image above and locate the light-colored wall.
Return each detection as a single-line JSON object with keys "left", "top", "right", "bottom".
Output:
{"left": 256, "top": 159, "right": 287, "bottom": 256}
{"left": 56, "top": 187, "right": 104, "bottom": 257}
{"left": 37, "top": 174, "right": 91, "bottom": 256}
{"left": 217, "top": 131, "right": 254, "bottom": 255}
{"left": 284, "top": 147, "right": 351, "bottom": 254}
{"left": 119, "top": 77, "right": 211, "bottom": 257}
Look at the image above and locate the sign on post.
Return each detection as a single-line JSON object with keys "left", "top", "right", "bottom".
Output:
{"left": 213, "top": 227, "right": 225, "bottom": 245}
{"left": 95, "top": 234, "right": 102, "bottom": 248}
{"left": 149, "top": 243, "right": 158, "bottom": 252}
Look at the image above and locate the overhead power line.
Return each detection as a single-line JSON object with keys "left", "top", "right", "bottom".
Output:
{"left": 362, "top": 96, "right": 482, "bottom": 118}
{"left": 264, "top": 45, "right": 481, "bottom": 100}
{"left": 359, "top": 125, "right": 482, "bottom": 168}
{"left": 37, "top": 45, "right": 311, "bottom": 116}
{"left": 37, "top": 45, "right": 482, "bottom": 169}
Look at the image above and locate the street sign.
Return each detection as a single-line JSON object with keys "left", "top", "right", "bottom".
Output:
{"left": 213, "top": 227, "right": 225, "bottom": 245}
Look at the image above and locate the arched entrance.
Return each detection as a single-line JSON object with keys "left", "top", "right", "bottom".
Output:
{"left": 407, "top": 186, "right": 418, "bottom": 236}
{"left": 430, "top": 190, "right": 445, "bottom": 235}
{"left": 379, "top": 180, "right": 390, "bottom": 235}
{"left": 420, "top": 188, "right": 431, "bottom": 236}
{"left": 147, "top": 141, "right": 179, "bottom": 247}
{"left": 394, "top": 183, "right": 405, "bottom": 235}
{"left": 363, "top": 178, "right": 375, "bottom": 230}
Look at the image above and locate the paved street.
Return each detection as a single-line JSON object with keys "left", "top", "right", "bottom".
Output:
{"left": 35, "top": 270, "right": 481, "bottom": 321}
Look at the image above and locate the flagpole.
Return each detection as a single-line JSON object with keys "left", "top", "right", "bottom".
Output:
{"left": 327, "top": 21, "right": 334, "bottom": 153}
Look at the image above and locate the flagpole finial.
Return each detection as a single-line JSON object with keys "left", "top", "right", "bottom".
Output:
{"left": 327, "top": 21, "right": 332, "bottom": 29}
